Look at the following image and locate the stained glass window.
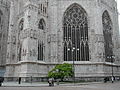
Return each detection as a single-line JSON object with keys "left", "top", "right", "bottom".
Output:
{"left": 63, "top": 4, "right": 89, "bottom": 61}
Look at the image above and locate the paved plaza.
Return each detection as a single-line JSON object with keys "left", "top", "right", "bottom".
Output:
{"left": 0, "top": 82, "right": 120, "bottom": 90}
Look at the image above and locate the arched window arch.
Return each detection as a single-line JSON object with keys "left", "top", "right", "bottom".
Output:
{"left": 102, "top": 10, "right": 113, "bottom": 62}
{"left": 18, "top": 18, "right": 24, "bottom": 31}
{"left": 63, "top": 3, "right": 89, "bottom": 61}
{"left": 38, "top": 18, "right": 46, "bottom": 30}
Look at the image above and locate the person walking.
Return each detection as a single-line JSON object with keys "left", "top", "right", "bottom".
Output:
{"left": 111, "top": 76, "right": 114, "bottom": 83}
{"left": 18, "top": 77, "right": 21, "bottom": 84}
{"left": 0, "top": 77, "right": 4, "bottom": 86}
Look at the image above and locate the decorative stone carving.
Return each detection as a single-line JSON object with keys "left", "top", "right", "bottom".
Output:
{"left": 95, "top": 34, "right": 104, "bottom": 43}
{"left": 29, "top": 49, "right": 37, "bottom": 57}
{"left": 24, "top": 4, "right": 38, "bottom": 12}
{"left": 22, "top": 49, "right": 27, "bottom": 56}
{"left": 51, "top": 34, "right": 57, "bottom": 42}
{"left": 20, "top": 29, "right": 38, "bottom": 39}
{"left": 100, "top": 0, "right": 115, "bottom": 11}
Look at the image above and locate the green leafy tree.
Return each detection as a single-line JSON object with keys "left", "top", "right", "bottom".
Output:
{"left": 48, "top": 63, "right": 73, "bottom": 80}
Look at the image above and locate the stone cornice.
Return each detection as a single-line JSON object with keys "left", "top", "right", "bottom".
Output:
{"left": 63, "top": 61, "right": 120, "bottom": 66}
{"left": 5, "top": 61, "right": 120, "bottom": 67}
{"left": 6, "top": 61, "right": 47, "bottom": 66}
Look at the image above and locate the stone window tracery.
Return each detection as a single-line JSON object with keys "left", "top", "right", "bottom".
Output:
{"left": 102, "top": 10, "right": 113, "bottom": 62}
{"left": 38, "top": 19, "right": 45, "bottom": 30}
{"left": 63, "top": 4, "right": 89, "bottom": 61}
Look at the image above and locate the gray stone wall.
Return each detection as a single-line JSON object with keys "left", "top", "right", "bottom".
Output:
{"left": 4, "top": 0, "right": 120, "bottom": 78}
{"left": 0, "top": 0, "right": 10, "bottom": 76}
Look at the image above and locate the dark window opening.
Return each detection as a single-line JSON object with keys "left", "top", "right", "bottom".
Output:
{"left": 63, "top": 4, "right": 89, "bottom": 61}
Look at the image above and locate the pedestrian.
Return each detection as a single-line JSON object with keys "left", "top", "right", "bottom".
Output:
{"left": 30, "top": 76, "right": 32, "bottom": 84}
{"left": 48, "top": 78, "right": 52, "bottom": 86}
{"left": 56, "top": 79, "right": 60, "bottom": 85}
{"left": 111, "top": 76, "right": 114, "bottom": 83}
{"left": 104, "top": 77, "right": 107, "bottom": 83}
{"left": 48, "top": 78, "right": 54, "bottom": 86}
{"left": 18, "top": 77, "right": 21, "bottom": 84}
{"left": 0, "top": 77, "right": 4, "bottom": 86}
{"left": 51, "top": 78, "right": 54, "bottom": 86}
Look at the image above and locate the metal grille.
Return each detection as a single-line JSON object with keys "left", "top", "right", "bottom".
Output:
{"left": 63, "top": 4, "right": 89, "bottom": 61}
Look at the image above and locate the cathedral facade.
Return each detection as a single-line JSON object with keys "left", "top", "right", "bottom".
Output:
{"left": 0, "top": 0, "right": 10, "bottom": 76}
{"left": 0, "top": 0, "right": 120, "bottom": 80}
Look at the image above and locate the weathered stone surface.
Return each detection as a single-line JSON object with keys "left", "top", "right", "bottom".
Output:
{"left": 0, "top": 0, "right": 10, "bottom": 76}
{"left": 0, "top": 0, "right": 120, "bottom": 78}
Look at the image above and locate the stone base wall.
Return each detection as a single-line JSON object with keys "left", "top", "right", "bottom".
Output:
{"left": 4, "top": 61, "right": 120, "bottom": 82}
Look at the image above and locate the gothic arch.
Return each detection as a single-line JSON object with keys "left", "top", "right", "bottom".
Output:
{"left": 38, "top": 18, "right": 46, "bottom": 30}
{"left": 63, "top": 3, "right": 89, "bottom": 61}
{"left": 102, "top": 10, "right": 113, "bottom": 62}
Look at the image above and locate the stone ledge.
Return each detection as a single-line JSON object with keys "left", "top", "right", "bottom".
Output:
{"left": 5, "top": 61, "right": 120, "bottom": 66}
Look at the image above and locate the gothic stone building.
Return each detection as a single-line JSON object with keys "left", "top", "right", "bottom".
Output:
{"left": 1, "top": 0, "right": 120, "bottom": 80}
{"left": 0, "top": 0, "right": 10, "bottom": 76}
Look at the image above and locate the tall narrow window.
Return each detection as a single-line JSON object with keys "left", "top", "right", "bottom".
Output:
{"left": 102, "top": 10, "right": 113, "bottom": 62}
{"left": 18, "top": 18, "right": 24, "bottom": 61}
{"left": 0, "top": 10, "right": 3, "bottom": 28}
{"left": 18, "top": 44, "right": 22, "bottom": 61}
{"left": 38, "top": 41, "right": 44, "bottom": 61}
{"left": 19, "top": 18, "right": 24, "bottom": 31}
{"left": 63, "top": 3, "right": 89, "bottom": 61}
{"left": 38, "top": 19, "right": 46, "bottom": 30}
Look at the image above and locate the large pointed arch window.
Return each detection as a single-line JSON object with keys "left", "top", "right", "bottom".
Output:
{"left": 102, "top": 10, "right": 113, "bottom": 62}
{"left": 63, "top": 4, "right": 89, "bottom": 61}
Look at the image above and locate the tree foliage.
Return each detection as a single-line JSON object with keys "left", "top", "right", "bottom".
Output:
{"left": 48, "top": 63, "right": 73, "bottom": 80}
